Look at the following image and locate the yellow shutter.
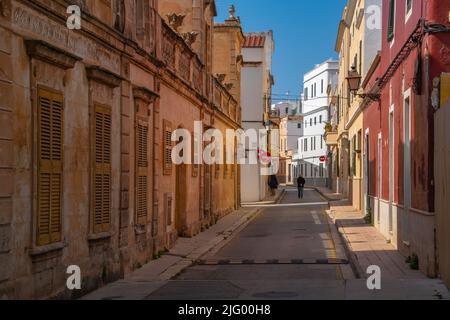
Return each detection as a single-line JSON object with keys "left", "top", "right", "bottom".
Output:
{"left": 163, "top": 120, "right": 173, "bottom": 176}
{"left": 136, "top": 122, "right": 148, "bottom": 225}
{"left": 94, "top": 105, "right": 112, "bottom": 234}
{"left": 37, "top": 88, "right": 63, "bottom": 246}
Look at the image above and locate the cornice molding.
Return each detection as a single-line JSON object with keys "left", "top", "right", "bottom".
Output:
{"left": 86, "top": 65, "right": 123, "bottom": 88}
{"left": 25, "top": 40, "right": 81, "bottom": 69}
{"left": 133, "top": 86, "right": 159, "bottom": 104}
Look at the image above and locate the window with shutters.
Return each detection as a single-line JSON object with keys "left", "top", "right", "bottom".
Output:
{"left": 136, "top": 121, "right": 148, "bottom": 225}
{"left": 93, "top": 105, "right": 112, "bottom": 234}
{"left": 37, "top": 88, "right": 64, "bottom": 246}
{"left": 163, "top": 120, "right": 173, "bottom": 176}
{"left": 388, "top": 0, "right": 396, "bottom": 42}
{"left": 405, "top": 0, "right": 412, "bottom": 22}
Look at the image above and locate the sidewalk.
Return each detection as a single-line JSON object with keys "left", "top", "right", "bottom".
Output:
{"left": 328, "top": 201, "right": 428, "bottom": 280}
{"left": 312, "top": 186, "right": 347, "bottom": 202}
{"left": 241, "top": 187, "right": 285, "bottom": 206}
{"left": 82, "top": 206, "right": 262, "bottom": 300}
{"left": 314, "top": 187, "right": 450, "bottom": 298}
{"left": 316, "top": 187, "right": 430, "bottom": 280}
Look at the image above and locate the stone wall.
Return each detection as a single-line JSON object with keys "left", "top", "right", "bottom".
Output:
{"left": 0, "top": 0, "right": 241, "bottom": 299}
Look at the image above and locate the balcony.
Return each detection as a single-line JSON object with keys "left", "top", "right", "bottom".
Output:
{"left": 324, "top": 122, "right": 338, "bottom": 146}
{"left": 324, "top": 130, "right": 338, "bottom": 146}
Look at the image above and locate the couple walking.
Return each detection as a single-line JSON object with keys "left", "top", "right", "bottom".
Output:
{"left": 297, "top": 175, "right": 306, "bottom": 199}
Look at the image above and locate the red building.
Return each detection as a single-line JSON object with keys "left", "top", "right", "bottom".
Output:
{"left": 363, "top": 0, "right": 450, "bottom": 277}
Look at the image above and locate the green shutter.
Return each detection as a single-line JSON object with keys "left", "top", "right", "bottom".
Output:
{"left": 388, "top": 0, "right": 395, "bottom": 42}
{"left": 37, "top": 88, "right": 63, "bottom": 246}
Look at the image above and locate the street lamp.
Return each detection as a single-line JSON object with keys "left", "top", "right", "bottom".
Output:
{"left": 346, "top": 66, "right": 362, "bottom": 94}
{"left": 344, "top": 66, "right": 381, "bottom": 102}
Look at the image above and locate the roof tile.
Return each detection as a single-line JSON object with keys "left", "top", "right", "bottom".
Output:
{"left": 244, "top": 35, "right": 266, "bottom": 48}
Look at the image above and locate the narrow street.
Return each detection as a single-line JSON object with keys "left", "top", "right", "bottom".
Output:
{"left": 82, "top": 188, "right": 449, "bottom": 300}
{"left": 2, "top": 0, "right": 450, "bottom": 304}
{"left": 146, "top": 189, "right": 354, "bottom": 300}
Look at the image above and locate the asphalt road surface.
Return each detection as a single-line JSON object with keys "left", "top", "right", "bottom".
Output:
{"left": 146, "top": 189, "right": 354, "bottom": 300}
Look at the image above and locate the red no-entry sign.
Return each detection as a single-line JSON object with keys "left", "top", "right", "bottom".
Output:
{"left": 320, "top": 156, "right": 327, "bottom": 162}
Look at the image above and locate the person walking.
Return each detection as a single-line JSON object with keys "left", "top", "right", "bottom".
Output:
{"left": 268, "top": 174, "right": 279, "bottom": 196}
{"left": 297, "top": 175, "right": 306, "bottom": 199}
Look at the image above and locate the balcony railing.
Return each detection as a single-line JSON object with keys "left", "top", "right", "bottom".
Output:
{"left": 161, "top": 21, "right": 205, "bottom": 95}
{"left": 213, "top": 78, "right": 239, "bottom": 124}
{"left": 324, "top": 130, "right": 338, "bottom": 146}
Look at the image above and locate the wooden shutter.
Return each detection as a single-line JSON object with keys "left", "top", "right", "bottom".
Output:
{"left": 136, "top": 121, "right": 148, "bottom": 225}
{"left": 37, "top": 88, "right": 63, "bottom": 246}
{"left": 93, "top": 105, "right": 112, "bottom": 234}
{"left": 163, "top": 120, "right": 173, "bottom": 176}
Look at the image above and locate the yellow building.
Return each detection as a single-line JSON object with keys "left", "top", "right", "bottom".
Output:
{"left": 328, "top": 2, "right": 353, "bottom": 199}
{"left": 327, "top": 0, "right": 381, "bottom": 211}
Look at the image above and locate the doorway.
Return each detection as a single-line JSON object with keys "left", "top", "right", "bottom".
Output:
{"left": 175, "top": 164, "right": 187, "bottom": 236}
{"left": 389, "top": 109, "right": 394, "bottom": 234}
{"left": 364, "top": 130, "right": 370, "bottom": 218}
{"left": 377, "top": 133, "right": 382, "bottom": 225}
{"left": 403, "top": 92, "right": 411, "bottom": 243}
{"left": 175, "top": 132, "right": 187, "bottom": 236}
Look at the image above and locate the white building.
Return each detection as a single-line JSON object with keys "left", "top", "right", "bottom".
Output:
{"left": 293, "top": 60, "right": 338, "bottom": 187}
{"left": 272, "top": 101, "right": 300, "bottom": 118}
{"left": 240, "top": 31, "right": 275, "bottom": 202}
{"left": 278, "top": 112, "right": 303, "bottom": 185}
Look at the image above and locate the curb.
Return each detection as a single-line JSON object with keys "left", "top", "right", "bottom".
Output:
{"left": 274, "top": 188, "right": 286, "bottom": 204}
{"left": 158, "top": 189, "right": 286, "bottom": 281}
{"left": 157, "top": 207, "right": 263, "bottom": 280}
{"left": 193, "top": 207, "right": 264, "bottom": 262}
{"left": 241, "top": 188, "right": 286, "bottom": 206}
{"left": 310, "top": 186, "right": 343, "bottom": 203}
{"left": 328, "top": 212, "right": 365, "bottom": 279}
{"left": 316, "top": 187, "right": 365, "bottom": 279}
{"left": 311, "top": 186, "right": 332, "bottom": 202}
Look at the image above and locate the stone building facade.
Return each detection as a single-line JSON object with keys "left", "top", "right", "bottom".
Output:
{"left": 0, "top": 0, "right": 241, "bottom": 299}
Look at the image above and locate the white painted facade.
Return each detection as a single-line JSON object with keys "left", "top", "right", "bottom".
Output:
{"left": 273, "top": 101, "right": 301, "bottom": 118}
{"left": 293, "top": 60, "right": 339, "bottom": 186}
{"left": 240, "top": 32, "right": 275, "bottom": 203}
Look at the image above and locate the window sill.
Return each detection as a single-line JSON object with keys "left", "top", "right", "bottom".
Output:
{"left": 88, "top": 232, "right": 112, "bottom": 242}
{"left": 135, "top": 225, "right": 147, "bottom": 236}
{"left": 29, "top": 242, "right": 66, "bottom": 257}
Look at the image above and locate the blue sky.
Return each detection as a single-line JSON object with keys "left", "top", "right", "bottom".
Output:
{"left": 215, "top": 0, "right": 346, "bottom": 98}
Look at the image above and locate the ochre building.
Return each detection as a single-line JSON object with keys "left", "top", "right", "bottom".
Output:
{"left": 0, "top": 0, "right": 241, "bottom": 299}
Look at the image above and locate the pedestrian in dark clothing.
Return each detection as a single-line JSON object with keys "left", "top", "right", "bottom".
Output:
{"left": 268, "top": 175, "right": 279, "bottom": 196}
{"left": 297, "top": 176, "right": 306, "bottom": 199}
